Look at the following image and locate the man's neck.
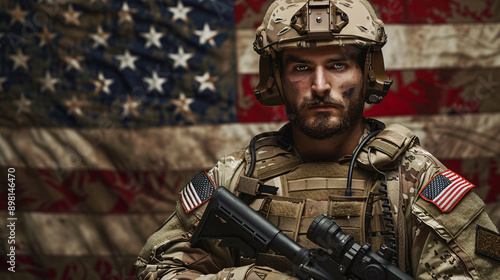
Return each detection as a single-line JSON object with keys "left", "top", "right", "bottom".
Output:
{"left": 292, "top": 120, "right": 364, "bottom": 163}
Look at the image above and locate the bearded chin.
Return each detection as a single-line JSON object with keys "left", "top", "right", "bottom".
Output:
{"left": 285, "top": 96, "right": 365, "bottom": 140}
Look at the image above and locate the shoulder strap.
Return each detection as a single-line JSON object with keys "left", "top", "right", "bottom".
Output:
{"left": 357, "top": 122, "right": 419, "bottom": 172}
{"left": 246, "top": 125, "right": 301, "bottom": 180}
{"left": 236, "top": 125, "right": 301, "bottom": 196}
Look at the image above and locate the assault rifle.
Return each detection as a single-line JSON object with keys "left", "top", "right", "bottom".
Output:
{"left": 191, "top": 186, "right": 413, "bottom": 280}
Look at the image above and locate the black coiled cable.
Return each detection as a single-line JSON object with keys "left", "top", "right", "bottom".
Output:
{"left": 344, "top": 129, "right": 382, "bottom": 196}
{"left": 379, "top": 182, "right": 397, "bottom": 256}
{"left": 366, "top": 145, "right": 398, "bottom": 264}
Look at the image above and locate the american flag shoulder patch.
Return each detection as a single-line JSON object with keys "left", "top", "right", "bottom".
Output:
{"left": 419, "top": 169, "right": 475, "bottom": 213}
{"left": 180, "top": 171, "right": 216, "bottom": 213}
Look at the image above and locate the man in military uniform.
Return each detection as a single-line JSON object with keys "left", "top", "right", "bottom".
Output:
{"left": 135, "top": 0, "right": 500, "bottom": 279}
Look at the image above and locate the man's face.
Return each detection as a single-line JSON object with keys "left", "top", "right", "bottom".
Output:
{"left": 281, "top": 45, "right": 365, "bottom": 140}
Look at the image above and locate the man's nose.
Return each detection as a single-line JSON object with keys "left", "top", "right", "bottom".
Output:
{"left": 311, "top": 66, "right": 331, "bottom": 97}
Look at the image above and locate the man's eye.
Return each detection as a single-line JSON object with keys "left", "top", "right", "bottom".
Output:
{"left": 333, "top": 63, "right": 345, "bottom": 70}
{"left": 295, "top": 65, "right": 308, "bottom": 71}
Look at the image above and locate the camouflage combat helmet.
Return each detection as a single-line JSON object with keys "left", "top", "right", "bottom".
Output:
{"left": 253, "top": 0, "right": 393, "bottom": 106}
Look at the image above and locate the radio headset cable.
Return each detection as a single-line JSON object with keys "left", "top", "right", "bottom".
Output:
{"left": 345, "top": 128, "right": 382, "bottom": 196}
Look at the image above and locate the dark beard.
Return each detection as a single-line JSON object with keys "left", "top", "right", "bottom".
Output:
{"left": 285, "top": 94, "right": 365, "bottom": 140}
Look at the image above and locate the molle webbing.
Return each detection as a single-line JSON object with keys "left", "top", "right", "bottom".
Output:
{"left": 280, "top": 162, "right": 375, "bottom": 197}
{"left": 259, "top": 196, "right": 305, "bottom": 243}
{"left": 248, "top": 135, "right": 301, "bottom": 182}
{"left": 252, "top": 194, "right": 388, "bottom": 250}
{"left": 254, "top": 162, "right": 377, "bottom": 248}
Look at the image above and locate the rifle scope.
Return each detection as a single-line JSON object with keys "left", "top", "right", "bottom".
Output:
{"left": 305, "top": 214, "right": 412, "bottom": 280}
{"left": 307, "top": 213, "right": 355, "bottom": 260}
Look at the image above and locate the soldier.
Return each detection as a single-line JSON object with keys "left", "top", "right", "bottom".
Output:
{"left": 136, "top": 0, "right": 500, "bottom": 279}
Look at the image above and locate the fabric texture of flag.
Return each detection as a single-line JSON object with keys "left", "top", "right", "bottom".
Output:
{"left": 180, "top": 171, "right": 215, "bottom": 213}
{"left": 420, "top": 170, "right": 476, "bottom": 213}
{"left": 0, "top": 0, "right": 499, "bottom": 279}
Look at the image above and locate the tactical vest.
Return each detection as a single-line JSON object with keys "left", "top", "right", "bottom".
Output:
{"left": 235, "top": 120, "right": 418, "bottom": 272}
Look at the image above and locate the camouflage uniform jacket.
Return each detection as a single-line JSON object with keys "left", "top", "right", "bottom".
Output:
{"left": 136, "top": 121, "right": 500, "bottom": 280}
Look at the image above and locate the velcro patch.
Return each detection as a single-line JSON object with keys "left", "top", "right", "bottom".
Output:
{"left": 180, "top": 171, "right": 215, "bottom": 213}
{"left": 419, "top": 169, "right": 475, "bottom": 213}
{"left": 475, "top": 225, "right": 500, "bottom": 262}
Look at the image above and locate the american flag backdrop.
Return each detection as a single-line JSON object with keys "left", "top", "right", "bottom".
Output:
{"left": 0, "top": 0, "right": 499, "bottom": 279}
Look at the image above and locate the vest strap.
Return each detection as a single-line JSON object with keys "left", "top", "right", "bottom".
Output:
{"left": 236, "top": 176, "right": 279, "bottom": 195}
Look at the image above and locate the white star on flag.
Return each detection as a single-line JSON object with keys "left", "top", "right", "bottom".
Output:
{"left": 90, "top": 26, "right": 110, "bottom": 49}
{"left": 0, "top": 77, "right": 7, "bottom": 92}
{"left": 61, "top": 4, "right": 82, "bottom": 26}
{"left": 169, "top": 0, "right": 192, "bottom": 23}
{"left": 37, "top": 26, "right": 56, "bottom": 47}
{"left": 38, "top": 71, "right": 60, "bottom": 93}
{"left": 14, "top": 93, "right": 32, "bottom": 115}
{"left": 168, "top": 46, "right": 194, "bottom": 69}
{"left": 143, "top": 71, "right": 167, "bottom": 93}
{"left": 140, "top": 26, "right": 164, "bottom": 48}
{"left": 118, "top": 2, "right": 136, "bottom": 25}
{"left": 171, "top": 92, "right": 195, "bottom": 121}
{"left": 194, "top": 23, "right": 218, "bottom": 47}
{"left": 115, "top": 49, "right": 138, "bottom": 70}
{"left": 92, "top": 72, "right": 114, "bottom": 95}
{"left": 64, "top": 95, "right": 84, "bottom": 116}
{"left": 8, "top": 3, "right": 29, "bottom": 25}
{"left": 121, "top": 96, "right": 141, "bottom": 118}
{"left": 9, "top": 49, "right": 30, "bottom": 71}
{"left": 63, "top": 55, "right": 84, "bottom": 72}
{"left": 195, "top": 71, "right": 217, "bottom": 93}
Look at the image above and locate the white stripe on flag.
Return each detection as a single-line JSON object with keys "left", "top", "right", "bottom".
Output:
{"left": 181, "top": 188, "right": 194, "bottom": 211}
{"left": 441, "top": 170, "right": 452, "bottom": 177}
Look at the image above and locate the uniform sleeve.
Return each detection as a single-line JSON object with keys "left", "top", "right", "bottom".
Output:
{"left": 135, "top": 150, "right": 300, "bottom": 280}
{"left": 404, "top": 146, "right": 500, "bottom": 279}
